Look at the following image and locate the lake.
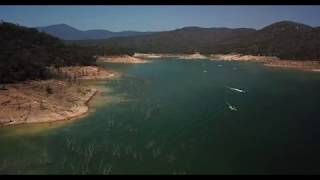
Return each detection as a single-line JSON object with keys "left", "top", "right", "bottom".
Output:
{"left": 1, "top": 59, "right": 320, "bottom": 174}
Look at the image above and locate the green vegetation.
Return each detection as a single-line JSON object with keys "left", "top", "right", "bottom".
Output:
{"left": 1, "top": 20, "right": 319, "bottom": 85}
{"left": 72, "top": 21, "right": 320, "bottom": 60}
{"left": 215, "top": 21, "right": 320, "bottom": 60}
{"left": 0, "top": 22, "right": 96, "bottom": 84}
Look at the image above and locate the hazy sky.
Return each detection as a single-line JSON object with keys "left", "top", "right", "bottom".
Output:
{"left": 0, "top": 5, "right": 320, "bottom": 31}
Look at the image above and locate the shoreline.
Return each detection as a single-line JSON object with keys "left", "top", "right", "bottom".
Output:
{"left": 97, "top": 55, "right": 150, "bottom": 64}
{"left": 1, "top": 88, "right": 98, "bottom": 127}
{"left": 0, "top": 66, "right": 119, "bottom": 127}
{"left": 0, "top": 83, "right": 111, "bottom": 129}
{"left": 131, "top": 52, "right": 320, "bottom": 72}
{"left": 208, "top": 54, "right": 320, "bottom": 71}
{"left": 262, "top": 60, "right": 320, "bottom": 72}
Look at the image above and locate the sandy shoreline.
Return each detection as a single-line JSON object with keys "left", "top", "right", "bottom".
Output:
{"left": 263, "top": 60, "right": 320, "bottom": 71}
{"left": 208, "top": 54, "right": 279, "bottom": 62}
{"left": 207, "top": 54, "right": 320, "bottom": 71}
{"left": 0, "top": 66, "right": 119, "bottom": 127}
{"left": 133, "top": 52, "right": 207, "bottom": 59}
{"left": 97, "top": 55, "right": 149, "bottom": 64}
{"left": 130, "top": 52, "right": 320, "bottom": 71}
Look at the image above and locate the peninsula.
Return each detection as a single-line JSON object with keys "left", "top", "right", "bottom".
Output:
{"left": 0, "top": 22, "right": 119, "bottom": 126}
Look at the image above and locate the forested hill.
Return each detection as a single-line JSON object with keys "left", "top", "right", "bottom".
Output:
{"left": 36, "top": 24, "right": 153, "bottom": 40}
{"left": 0, "top": 22, "right": 96, "bottom": 83}
{"left": 79, "top": 26, "right": 256, "bottom": 55}
{"left": 215, "top": 21, "right": 320, "bottom": 60}
{"left": 85, "top": 21, "right": 320, "bottom": 60}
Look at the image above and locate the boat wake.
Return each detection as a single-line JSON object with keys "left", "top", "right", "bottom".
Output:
{"left": 225, "top": 86, "right": 246, "bottom": 93}
{"left": 226, "top": 102, "right": 238, "bottom": 111}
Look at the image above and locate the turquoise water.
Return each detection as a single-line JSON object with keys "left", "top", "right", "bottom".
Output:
{"left": 1, "top": 59, "right": 320, "bottom": 174}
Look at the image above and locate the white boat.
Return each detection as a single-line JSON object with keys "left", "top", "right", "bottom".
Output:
{"left": 226, "top": 102, "right": 238, "bottom": 111}
{"left": 226, "top": 86, "right": 246, "bottom": 93}
{"left": 203, "top": 70, "right": 207, "bottom": 73}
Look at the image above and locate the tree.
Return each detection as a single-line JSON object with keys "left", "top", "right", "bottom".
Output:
{"left": 0, "top": 21, "right": 97, "bottom": 84}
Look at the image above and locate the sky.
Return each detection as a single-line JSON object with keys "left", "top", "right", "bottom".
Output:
{"left": 0, "top": 5, "right": 320, "bottom": 31}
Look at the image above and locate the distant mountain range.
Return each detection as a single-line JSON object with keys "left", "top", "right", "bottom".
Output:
{"left": 71, "top": 21, "right": 319, "bottom": 60}
{"left": 36, "top": 24, "right": 154, "bottom": 40}
{"left": 37, "top": 21, "right": 320, "bottom": 60}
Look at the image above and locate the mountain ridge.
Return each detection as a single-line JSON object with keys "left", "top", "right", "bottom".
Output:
{"left": 79, "top": 21, "right": 320, "bottom": 60}
{"left": 36, "top": 21, "right": 320, "bottom": 60}
{"left": 36, "top": 24, "right": 154, "bottom": 40}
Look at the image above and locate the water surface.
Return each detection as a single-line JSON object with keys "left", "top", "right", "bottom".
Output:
{"left": 1, "top": 59, "right": 320, "bottom": 174}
